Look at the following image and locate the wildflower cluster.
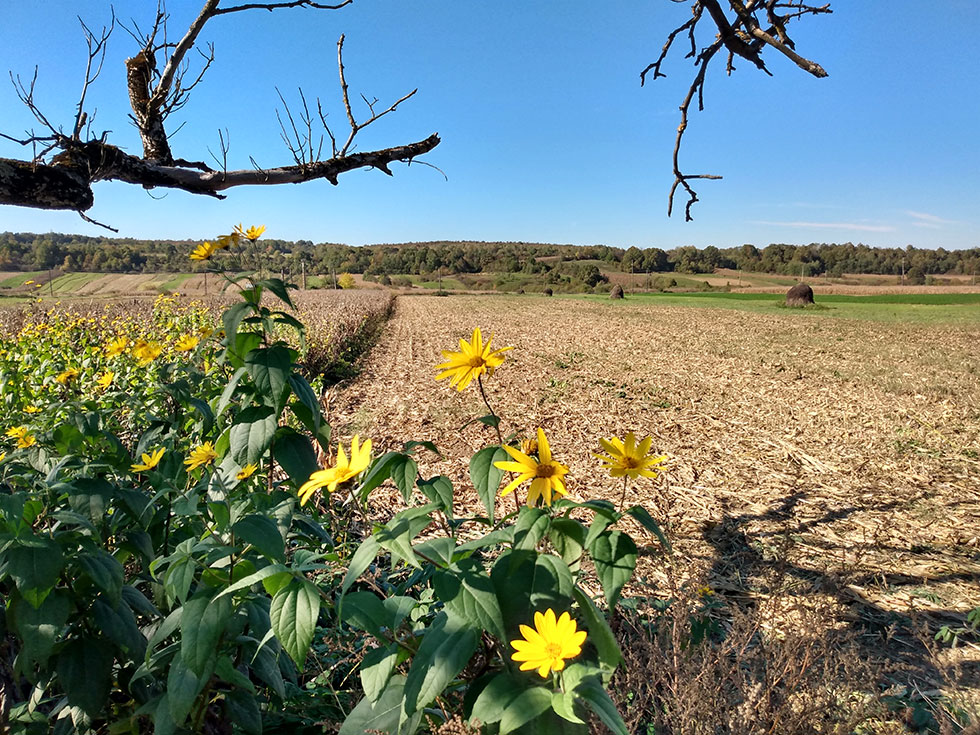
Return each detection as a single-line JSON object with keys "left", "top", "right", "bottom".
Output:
{"left": 0, "top": 225, "right": 661, "bottom": 734}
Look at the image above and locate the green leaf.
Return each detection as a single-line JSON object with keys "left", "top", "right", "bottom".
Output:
{"left": 514, "top": 506, "right": 551, "bottom": 551}
{"left": 548, "top": 518, "right": 586, "bottom": 573}
{"left": 403, "top": 440, "right": 440, "bottom": 456}
{"left": 229, "top": 331, "right": 263, "bottom": 368}
{"left": 574, "top": 679, "right": 629, "bottom": 735}
{"left": 213, "top": 564, "right": 291, "bottom": 601}
{"left": 417, "top": 475, "right": 453, "bottom": 517}
{"left": 255, "top": 277, "right": 296, "bottom": 309}
{"left": 358, "top": 451, "right": 416, "bottom": 503}
{"left": 181, "top": 592, "right": 233, "bottom": 677}
{"left": 414, "top": 536, "right": 455, "bottom": 569}
{"left": 270, "top": 577, "right": 320, "bottom": 669}
{"left": 339, "top": 675, "right": 423, "bottom": 735}
{"left": 77, "top": 550, "right": 125, "bottom": 605}
{"left": 360, "top": 643, "right": 399, "bottom": 704}
{"left": 340, "top": 590, "right": 388, "bottom": 638}
{"left": 167, "top": 656, "right": 209, "bottom": 726}
{"left": 491, "top": 550, "right": 573, "bottom": 638}
{"left": 358, "top": 451, "right": 403, "bottom": 500}
{"left": 229, "top": 405, "right": 277, "bottom": 466}
{"left": 500, "top": 686, "right": 553, "bottom": 733}
{"left": 6, "top": 536, "right": 64, "bottom": 608}
{"left": 571, "top": 586, "right": 622, "bottom": 678}
{"left": 56, "top": 637, "right": 113, "bottom": 716}
{"left": 434, "top": 560, "right": 506, "bottom": 641}
{"left": 222, "top": 301, "right": 253, "bottom": 344}
{"left": 469, "top": 445, "right": 509, "bottom": 524}
{"left": 375, "top": 504, "right": 439, "bottom": 569}
{"left": 288, "top": 374, "right": 321, "bottom": 432}
{"left": 471, "top": 673, "right": 552, "bottom": 732}
{"left": 583, "top": 508, "right": 619, "bottom": 551}
{"left": 551, "top": 689, "right": 586, "bottom": 724}
{"left": 391, "top": 455, "right": 419, "bottom": 504}
{"left": 216, "top": 367, "right": 248, "bottom": 417}
{"left": 589, "top": 531, "right": 637, "bottom": 608}
{"left": 225, "top": 686, "right": 263, "bottom": 735}
{"left": 625, "top": 504, "right": 672, "bottom": 553}
{"left": 470, "top": 671, "right": 523, "bottom": 725}
{"left": 403, "top": 611, "right": 479, "bottom": 716}
{"left": 92, "top": 596, "right": 146, "bottom": 661}
{"left": 233, "top": 514, "right": 286, "bottom": 561}
{"left": 340, "top": 536, "right": 380, "bottom": 597}
{"left": 246, "top": 345, "right": 293, "bottom": 412}
{"left": 8, "top": 590, "right": 70, "bottom": 669}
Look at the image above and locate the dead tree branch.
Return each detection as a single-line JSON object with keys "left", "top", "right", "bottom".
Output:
{"left": 646, "top": 0, "right": 832, "bottom": 220}
{"left": 1, "top": 0, "right": 438, "bottom": 215}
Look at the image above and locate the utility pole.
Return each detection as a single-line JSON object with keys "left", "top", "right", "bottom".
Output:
{"left": 301, "top": 261, "right": 307, "bottom": 290}
{"left": 901, "top": 255, "right": 906, "bottom": 285}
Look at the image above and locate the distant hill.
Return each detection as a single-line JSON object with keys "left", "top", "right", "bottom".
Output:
{"left": 1, "top": 232, "right": 977, "bottom": 285}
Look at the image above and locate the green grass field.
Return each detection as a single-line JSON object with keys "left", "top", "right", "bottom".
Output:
{"left": 577, "top": 290, "right": 980, "bottom": 324}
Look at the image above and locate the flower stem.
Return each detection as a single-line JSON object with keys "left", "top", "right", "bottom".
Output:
{"left": 478, "top": 374, "right": 520, "bottom": 513}
{"left": 619, "top": 476, "right": 629, "bottom": 511}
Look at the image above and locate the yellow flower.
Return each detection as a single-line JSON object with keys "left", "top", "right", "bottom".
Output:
{"left": 0, "top": 452, "right": 5, "bottom": 463}
{"left": 24, "top": 280, "right": 33, "bottom": 285}
{"left": 23, "top": 405, "right": 41, "bottom": 414}
{"left": 132, "top": 340, "right": 163, "bottom": 366}
{"left": 594, "top": 432, "right": 667, "bottom": 481}
{"left": 198, "top": 326, "right": 214, "bottom": 339}
{"left": 215, "top": 233, "right": 240, "bottom": 250}
{"left": 131, "top": 447, "right": 165, "bottom": 472}
{"left": 184, "top": 442, "right": 217, "bottom": 471}
{"left": 55, "top": 368, "right": 79, "bottom": 385}
{"left": 16, "top": 433, "right": 36, "bottom": 449}
{"left": 236, "top": 463, "right": 258, "bottom": 481}
{"left": 298, "top": 435, "right": 372, "bottom": 505}
{"left": 175, "top": 334, "right": 200, "bottom": 352}
{"left": 434, "top": 327, "right": 514, "bottom": 392}
{"left": 510, "top": 609, "right": 587, "bottom": 678}
{"left": 494, "top": 428, "right": 569, "bottom": 507}
{"left": 6, "top": 426, "right": 28, "bottom": 440}
{"left": 96, "top": 371, "right": 114, "bottom": 390}
{"left": 189, "top": 241, "right": 219, "bottom": 261}
{"left": 234, "top": 223, "right": 266, "bottom": 242}
{"left": 104, "top": 336, "right": 129, "bottom": 357}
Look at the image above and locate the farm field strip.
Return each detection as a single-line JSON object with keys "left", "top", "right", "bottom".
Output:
{"left": 330, "top": 295, "right": 980, "bottom": 640}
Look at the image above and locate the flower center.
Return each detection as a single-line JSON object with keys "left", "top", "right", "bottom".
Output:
{"left": 535, "top": 463, "right": 556, "bottom": 478}
{"left": 622, "top": 456, "right": 640, "bottom": 468}
{"left": 468, "top": 355, "right": 487, "bottom": 368}
{"left": 545, "top": 642, "right": 563, "bottom": 660}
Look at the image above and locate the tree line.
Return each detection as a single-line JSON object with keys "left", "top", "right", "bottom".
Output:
{"left": 1, "top": 232, "right": 977, "bottom": 282}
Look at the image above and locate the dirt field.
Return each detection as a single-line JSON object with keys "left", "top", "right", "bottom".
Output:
{"left": 329, "top": 293, "right": 980, "bottom": 685}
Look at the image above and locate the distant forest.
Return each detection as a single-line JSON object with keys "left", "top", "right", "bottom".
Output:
{"left": 1, "top": 232, "right": 978, "bottom": 285}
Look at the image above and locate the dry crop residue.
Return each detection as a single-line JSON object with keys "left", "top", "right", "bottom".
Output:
{"left": 331, "top": 294, "right": 980, "bottom": 655}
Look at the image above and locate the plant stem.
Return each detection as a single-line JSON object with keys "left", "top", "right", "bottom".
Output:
{"left": 619, "top": 476, "right": 629, "bottom": 511}
{"left": 478, "top": 374, "right": 521, "bottom": 513}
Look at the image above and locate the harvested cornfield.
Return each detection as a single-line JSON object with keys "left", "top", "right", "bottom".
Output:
{"left": 328, "top": 293, "right": 980, "bottom": 714}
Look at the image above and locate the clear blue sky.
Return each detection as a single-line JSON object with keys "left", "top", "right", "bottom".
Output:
{"left": 1, "top": 1, "right": 978, "bottom": 250}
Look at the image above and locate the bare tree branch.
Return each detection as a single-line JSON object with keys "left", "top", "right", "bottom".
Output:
{"left": 1, "top": 0, "right": 439, "bottom": 217}
{"left": 647, "top": 0, "right": 832, "bottom": 219}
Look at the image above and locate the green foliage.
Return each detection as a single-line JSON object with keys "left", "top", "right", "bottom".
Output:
{"left": 0, "top": 253, "right": 658, "bottom": 733}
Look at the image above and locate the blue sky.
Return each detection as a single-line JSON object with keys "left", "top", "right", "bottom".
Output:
{"left": 1, "top": 1, "right": 978, "bottom": 250}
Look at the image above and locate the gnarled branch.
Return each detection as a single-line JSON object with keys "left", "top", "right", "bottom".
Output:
{"left": 646, "top": 0, "right": 832, "bottom": 220}
{"left": 1, "top": 0, "right": 439, "bottom": 217}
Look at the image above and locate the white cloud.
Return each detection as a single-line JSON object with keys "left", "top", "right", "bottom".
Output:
{"left": 905, "top": 210, "right": 956, "bottom": 225}
{"left": 751, "top": 220, "right": 896, "bottom": 233}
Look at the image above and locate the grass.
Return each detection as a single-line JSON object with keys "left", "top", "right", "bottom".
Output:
{"left": 159, "top": 273, "right": 195, "bottom": 292}
{"left": 48, "top": 272, "right": 104, "bottom": 293}
{"left": 0, "top": 271, "right": 44, "bottom": 289}
{"left": 577, "top": 290, "right": 980, "bottom": 324}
